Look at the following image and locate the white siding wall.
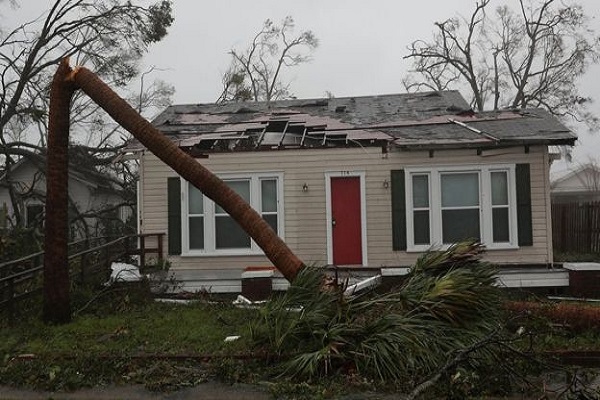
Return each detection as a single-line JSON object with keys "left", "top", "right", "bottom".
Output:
{"left": 140, "top": 145, "right": 552, "bottom": 290}
{"left": 0, "top": 163, "right": 46, "bottom": 219}
{"left": 0, "top": 162, "right": 126, "bottom": 237}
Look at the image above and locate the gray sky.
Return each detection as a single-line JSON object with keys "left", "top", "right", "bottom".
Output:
{"left": 144, "top": 0, "right": 600, "bottom": 174}
{"left": 5, "top": 1, "right": 600, "bottom": 172}
{"left": 143, "top": 0, "right": 490, "bottom": 103}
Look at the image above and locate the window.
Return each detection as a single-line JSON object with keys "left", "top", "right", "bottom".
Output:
{"left": 188, "top": 183, "right": 205, "bottom": 250}
{"left": 411, "top": 174, "right": 430, "bottom": 245}
{"left": 182, "top": 173, "right": 283, "bottom": 255}
{"left": 260, "top": 178, "right": 279, "bottom": 232}
{"left": 215, "top": 180, "right": 251, "bottom": 249}
{"left": 405, "top": 165, "right": 517, "bottom": 251}
{"left": 26, "top": 204, "right": 44, "bottom": 229}
{"left": 441, "top": 172, "right": 481, "bottom": 243}
{"left": 491, "top": 171, "right": 510, "bottom": 242}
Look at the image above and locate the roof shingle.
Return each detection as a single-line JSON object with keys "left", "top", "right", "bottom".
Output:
{"left": 125, "top": 91, "right": 576, "bottom": 152}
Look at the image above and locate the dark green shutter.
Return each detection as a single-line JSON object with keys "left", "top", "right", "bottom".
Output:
{"left": 516, "top": 163, "right": 533, "bottom": 246}
{"left": 167, "top": 177, "right": 182, "bottom": 255}
{"left": 391, "top": 170, "right": 407, "bottom": 251}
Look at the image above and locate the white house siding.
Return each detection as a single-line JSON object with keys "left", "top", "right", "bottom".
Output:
{"left": 139, "top": 144, "right": 552, "bottom": 290}
{"left": 0, "top": 161, "right": 127, "bottom": 238}
{"left": 0, "top": 162, "right": 92, "bottom": 215}
{"left": 382, "top": 146, "right": 553, "bottom": 266}
{"left": 0, "top": 162, "right": 45, "bottom": 219}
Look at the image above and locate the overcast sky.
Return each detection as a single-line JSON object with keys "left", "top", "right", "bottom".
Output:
{"left": 5, "top": 1, "right": 600, "bottom": 172}
{"left": 144, "top": 0, "right": 493, "bottom": 103}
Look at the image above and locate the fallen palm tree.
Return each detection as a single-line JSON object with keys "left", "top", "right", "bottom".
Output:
{"left": 44, "top": 59, "right": 304, "bottom": 323}
{"left": 250, "top": 241, "right": 502, "bottom": 384}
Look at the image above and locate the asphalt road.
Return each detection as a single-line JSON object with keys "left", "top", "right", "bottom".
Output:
{"left": 0, "top": 383, "right": 272, "bottom": 400}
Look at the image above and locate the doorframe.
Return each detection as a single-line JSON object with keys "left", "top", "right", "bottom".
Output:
{"left": 325, "top": 170, "right": 368, "bottom": 266}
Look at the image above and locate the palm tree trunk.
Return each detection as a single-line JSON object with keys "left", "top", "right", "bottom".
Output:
{"left": 43, "top": 58, "right": 76, "bottom": 324}
{"left": 68, "top": 64, "right": 304, "bottom": 282}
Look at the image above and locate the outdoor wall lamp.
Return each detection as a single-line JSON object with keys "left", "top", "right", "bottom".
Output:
{"left": 302, "top": 183, "right": 309, "bottom": 192}
{"left": 383, "top": 179, "right": 389, "bottom": 189}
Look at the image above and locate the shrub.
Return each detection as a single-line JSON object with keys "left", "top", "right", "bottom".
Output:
{"left": 505, "top": 301, "right": 600, "bottom": 333}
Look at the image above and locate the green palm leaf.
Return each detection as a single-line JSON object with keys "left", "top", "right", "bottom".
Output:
{"left": 250, "top": 240, "right": 503, "bottom": 383}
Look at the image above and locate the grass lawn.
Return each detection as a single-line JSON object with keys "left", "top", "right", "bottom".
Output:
{"left": 0, "top": 297, "right": 262, "bottom": 391}
{"left": 1, "top": 301, "right": 253, "bottom": 356}
{"left": 2, "top": 282, "right": 600, "bottom": 396}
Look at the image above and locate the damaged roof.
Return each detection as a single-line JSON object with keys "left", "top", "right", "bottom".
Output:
{"left": 126, "top": 91, "right": 576, "bottom": 153}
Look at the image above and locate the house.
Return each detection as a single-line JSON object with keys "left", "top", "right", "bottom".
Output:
{"left": 127, "top": 91, "right": 577, "bottom": 293}
{"left": 551, "top": 164, "right": 600, "bottom": 204}
{"left": 0, "top": 150, "right": 132, "bottom": 239}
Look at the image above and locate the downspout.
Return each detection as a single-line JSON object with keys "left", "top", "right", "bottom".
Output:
{"left": 543, "top": 147, "right": 553, "bottom": 264}
{"left": 137, "top": 150, "right": 144, "bottom": 260}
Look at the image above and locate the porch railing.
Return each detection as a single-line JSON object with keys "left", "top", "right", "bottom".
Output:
{"left": 0, "top": 233, "right": 164, "bottom": 323}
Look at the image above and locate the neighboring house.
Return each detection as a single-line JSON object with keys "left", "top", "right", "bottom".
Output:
{"left": 127, "top": 91, "right": 576, "bottom": 292}
{"left": 550, "top": 164, "right": 600, "bottom": 204}
{"left": 0, "top": 153, "right": 131, "bottom": 239}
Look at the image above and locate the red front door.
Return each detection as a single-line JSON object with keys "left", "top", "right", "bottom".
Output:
{"left": 331, "top": 176, "right": 362, "bottom": 265}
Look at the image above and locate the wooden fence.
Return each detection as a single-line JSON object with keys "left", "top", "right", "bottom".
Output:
{"left": 552, "top": 201, "right": 600, "bottom": 254}
{"left": 0, "top": 233, "right": 164, "bottom": 323}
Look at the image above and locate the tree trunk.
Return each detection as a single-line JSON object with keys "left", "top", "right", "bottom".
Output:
{"left": 43, "top": 58, "right": 75, "bottom": 324}
{"left": 67, "top": 64, "right": 304, "bottom": 282}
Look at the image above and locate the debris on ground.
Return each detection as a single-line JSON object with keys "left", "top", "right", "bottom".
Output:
{"left": 106, "top": 262, "right": 142, "bottom": 285}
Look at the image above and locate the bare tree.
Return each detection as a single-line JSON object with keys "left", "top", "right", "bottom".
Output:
{"left": 217, "top": 16, "right": 318, "bottom": 103}
{"left": 403, "top": 0, "right": 600, "bottom": 128}
{"left": 133, "top": 66, "right": 175, "bottom": 114}
{"left": 0, "top": 0, "right": 173, "bottom": 229}
{"left": 0, "top": 0, "right": 173, "bottom": 147}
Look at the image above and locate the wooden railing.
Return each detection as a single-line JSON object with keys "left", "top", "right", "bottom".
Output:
{"left": 0, "top": 233, "right": 164, "bottom": 323}
{"left": 129, "top": 233, "right": 165, "bottom": 269}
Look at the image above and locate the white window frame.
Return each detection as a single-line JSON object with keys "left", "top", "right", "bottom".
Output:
{"left": 181, "top": 172, "right": 284, "bottom": 256}
{"left": 405, "top": 164, "right": 518, "bottom": 252}
{"left": 409, "top": 173, "right": 432, "bottom": 247}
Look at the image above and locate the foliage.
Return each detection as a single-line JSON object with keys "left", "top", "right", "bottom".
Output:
{"left": 0, "top": 227, "right": 41, "bottom": 262}
{"left": 217, "top": 16, "right": 318, "bottom": 103}
{"left": 0, "top": 0, "right": 174, "bottom": 231}
{"left": 263, "top": 378, "right": 373, "bottom": 400}
{"left": 1, "top": 356, "right": 211, "bottom": 392}
{"left": 136, "top": 258, "right": 182, "bottom": 295}
{"left": 403, "top": 0, "right": 600, "bottom": 129}
{"left": 506, "top": 300, "right": 600, "bottom": 333}
{"left": 0, "top": 0, "right": 174, "bottom": 146}
{"left": 2, "top": 280, "right": 600, "bottom": 396}
{"left": 249, "top": 241, "right": 503, "bottom": 386}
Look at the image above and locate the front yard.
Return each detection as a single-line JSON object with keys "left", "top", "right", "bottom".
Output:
{"left": 1, "top": 290, "right": 600, "bottom": 398}
{"left": 2, "top": 243, "right": 600, "bottom": 399}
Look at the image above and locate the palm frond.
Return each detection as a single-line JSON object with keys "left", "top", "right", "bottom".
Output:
{"left": 250, "top": 241, "right": 504, "bottom": 384}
